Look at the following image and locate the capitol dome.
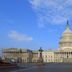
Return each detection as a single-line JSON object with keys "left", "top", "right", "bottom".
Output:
{"left": 59, "top": 20, "right": 72, "bottom": 51}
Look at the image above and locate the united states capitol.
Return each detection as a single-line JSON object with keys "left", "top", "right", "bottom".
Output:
{"left": 2, "top": 20, "right": 72, "bottom": 63}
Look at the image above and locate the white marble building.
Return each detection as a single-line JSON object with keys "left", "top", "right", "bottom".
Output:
{"left": 2, "top": 20, "right": 72, "bottom": 63}
{"left": 55, "top": 20, "right": 72, "bottom": 62}
{"left": 42, "top": 20, "right": 72, "bottom": 63}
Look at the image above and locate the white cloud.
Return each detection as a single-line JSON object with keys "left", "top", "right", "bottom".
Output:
{"left": 52, "top": 16, "right": 67, "bottom": 24}
{"left": 8, "top": 30, "right": 33, "bottom": 41}
{"left": 65, "top": 0, "right": 72, "bottom": 4}
{"left": 29, "top": 0, "right": 41, "bottom": 9}
{"left": 29, "top": 0, "right": 72, "bottom": 27}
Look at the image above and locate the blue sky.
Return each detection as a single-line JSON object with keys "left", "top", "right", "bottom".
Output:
{"left": 0, "top": 0, "right": 72, "bottom": 50}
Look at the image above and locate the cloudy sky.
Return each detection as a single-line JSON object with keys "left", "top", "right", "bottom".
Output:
{"left": 0, "top": 0, "right": 72, "bottom": 50}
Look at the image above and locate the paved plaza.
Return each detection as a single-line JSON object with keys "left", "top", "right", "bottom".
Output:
{"left": 10, "top": 63, "right": 72, "bottom": 72}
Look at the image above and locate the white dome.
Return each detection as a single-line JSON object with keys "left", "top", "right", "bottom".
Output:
{"left": 60, "top": 29, "right": 72, "bottom": 43}
{"left": 59, "top": 21, "right": 72, "bottom": 51}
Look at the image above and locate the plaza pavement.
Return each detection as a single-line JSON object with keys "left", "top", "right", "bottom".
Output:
{"left": 11, "top": 63, "right": 72, "bottom": 72}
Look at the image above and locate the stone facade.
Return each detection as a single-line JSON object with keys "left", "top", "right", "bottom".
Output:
{"left": 42, "top": 50, "right": 54, "bottom": 62}
{"left": 32, "top": 51, "right": 38, "bottom": 63}
{"left": 2, "top": 48, "right": 33, "bottom": 63}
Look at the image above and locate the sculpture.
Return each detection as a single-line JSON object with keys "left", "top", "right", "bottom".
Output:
{"left": 37, "top": 47, "right": 43, "bottom": 64}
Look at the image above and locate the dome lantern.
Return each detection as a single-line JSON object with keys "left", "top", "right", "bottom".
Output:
{"left": 66, "top": 20, "right": 69, "bottom": 29}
